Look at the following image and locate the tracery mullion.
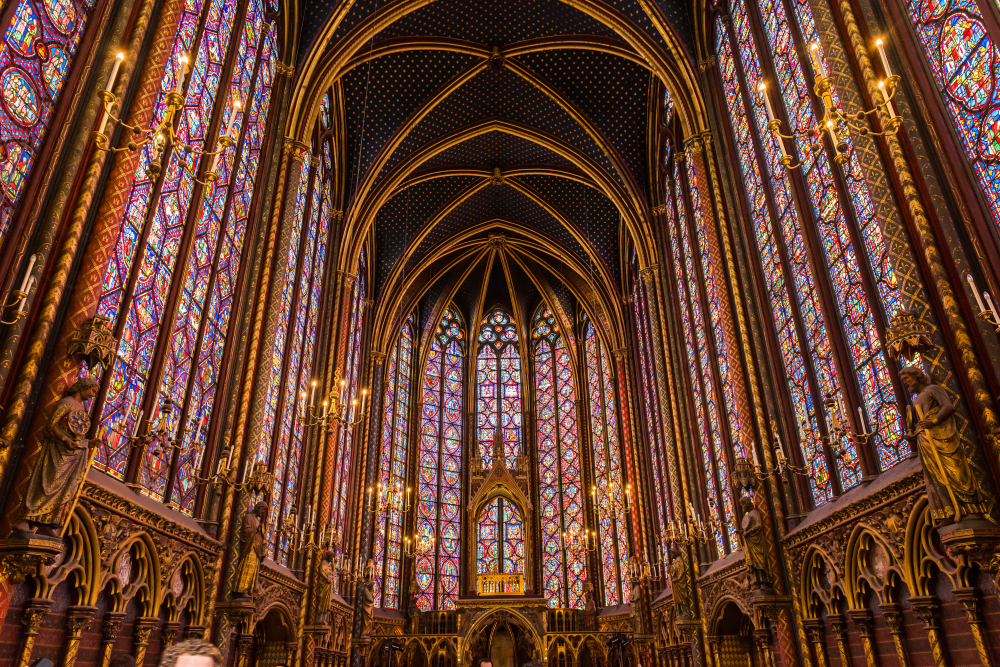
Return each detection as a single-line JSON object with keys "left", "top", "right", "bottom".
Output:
{"left": 667, "top": 167, "right": 731, "bottom": 554}
{"left": 722, "top": 14, "right": 843, "bottom": 501}
{"left": 158, "top": 14, "right": 272, "bottom": 505}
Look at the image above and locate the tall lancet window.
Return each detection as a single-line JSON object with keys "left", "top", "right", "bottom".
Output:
{"left": 905, "top": 0, "right": 1000, "bottom": 227}
{"left": 476, "top": 308, "right": 525, "bottom": 576}
{"left": 584, "top": 320, "right": 627, "bottom": 606}
{"left": 476, "top": 308, "right": 522, "bottom": 467}
{"left": 533, "top": 306, "right": 585, "bottom": 609}
{"left": 415, "top": 306, "right": 464, "bottom": 611}
{"left": 333, "top": 247, "right": 366, "bottom": 534}
{"left": 87, "top": 0, "right": 280, "bottom": 516}
{"left": 373, "top": 315, "right": 414, "bottom": 609}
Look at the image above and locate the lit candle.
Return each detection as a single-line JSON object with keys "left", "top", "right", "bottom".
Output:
{"left": 967, "top": 274, "right": 986, "bottom": 313}
{"left": 878, "top": 81, "right": 897, "bottom": 119}
{"left": 310, "top": 379, "right": 318, "bottom": 405}
{"left": 826, "top": 120, "right": 840, "bottom": 149}
{"left": 18, "top": 254, "right": 36, "bottom": 293}
{"left": 367, "top": 486, "right": 373, "bottom": 508}
{"left": 751, "top": 442, "right": 760, "bottom": 467}
{"left": 133, "top": 409, "right": 144, "bottom": 438}
{"left": 758, "top": 83, "right": 776, "bottom": 123}
{"left": 984, "top": 291, "right": 1000, "bottom": 327}
{"left": 875, "top": 39, "right": 893, "bottom": 78}
{"left": 175, "top": 55, "right": 188, "bottom": 95}
{"left": 810, "top": 43, "right": 828, "bottom": 78}
{"left": 225, "top": 99, "right": 241, "bottom": 139}
{"left": 106, "top": 52, "right": 125, "bottom": 92}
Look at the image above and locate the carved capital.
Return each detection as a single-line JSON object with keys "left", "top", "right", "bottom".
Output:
{"left": 611, "top": 346, "right": 629, "bottom": 360}
{"left": 237, "top": 633, "right": 256, "bottom": 657}
{"left": 848, "top": 610, "right": 874, "bottom": 638}
{"left": 285, "top": 139, "right": 310, "bottom": 162}
{"left": 698, "top": 57, "right": 716, "bottom": 71}
{"left": 101, "top": 613, "right": 125, "bottom": 643}
{"left": 310, "top": 156, "right": 321, "bottom": 168}
{"left": 161, "top": 622, "right": 180, "bottom": 648}
{"left": 639, "top": 265, "right": 659, "bottom": 284}
{"left": 487, "top": 233, "right": 507, "bottom": 249}
{"left": 371, "top": 351, "right": 387, "bottom": 364}
{"left": 21, "top": 600, "right": 52, "bottom": 635}
{"left": 909, "top": 596, "right": 942, "bottom": 630}
{"left": 651, "top": 204, "right": 666, "bottom": 216}
{"left": 275, "top": 62, "right": 294, "bottom": 78}
{"left": 753, "top": 627, "right": 773, "bottom": 652}
{"left": 879, "top": 603, "right": 905, "bottom": 635}
{"left": 133, "top": 617, "right": 158, "bottom": 646}
{"left": 66, "top": 606, "right": 96, "bottom": 637}
{"left": 0, "top": 535, "right": 63, "bottom": 581}
{"left": 954, "top": 587, "right": 984, "bottom": 624}
{"left": 829, "top": 614, "right": 849, "bottom": 641}
{"left": 184, "top": 625, "right": 207, "bottom": 640}
{"left": 803, "top": 618, "right": 825, "bottom": 645}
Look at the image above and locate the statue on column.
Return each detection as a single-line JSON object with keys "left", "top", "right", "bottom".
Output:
{"left": 232, "top": 501, "right": 268, "bottom": 599}
{"left": 900, "top": 367, "right": 990, "bottom": 524}
{"left": 738, "top": 495, "right": 771, "bottom": 590}
{"left": 13, "top": 378, "right": 100, "bottom": 538}
{"left": 667, "top": 543, "right": 691, "bottom": 619}
{"left": 316, "top": 550, "right": 334, "bottom": 625}
{"left": 359, "top": 557, "right": 376, "bottom": 637}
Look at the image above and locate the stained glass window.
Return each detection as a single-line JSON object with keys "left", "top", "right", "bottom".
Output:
{"left": 476, "top": 498, "right": 524, "bottom": 575}
{"left": 476, "top": 308, "right": 521, "bottom": 468}
{"left": 415, "top": 307, "right": 464, "bottom": 611}
{"left": 89, "top": 0, "right": 280, "bottom": 516}
{"left": 333, "top": 246, "right": 366, "bottom": 534}
{"left": 631, "top": 255, "right": 672, "bottom": 534}
{"left": 666, "top": 158, "right": 736, "bottom": 552}
{"left": 753, "top": 0, "right": 904, "bottom": 471}
{"left": 373, "top": 316, "right": 414, "bottom": 609}
{"left": 906, "top": 0, "right": 1000, "bottom": 227}
{"left": 584, "top": 321, "right": 628, "bottom": 606}
{"left": 0, "top": 0, "right": 94, "bottom": 237}
{"left": 533, "top": 306, "right": 585, "bottom": 609}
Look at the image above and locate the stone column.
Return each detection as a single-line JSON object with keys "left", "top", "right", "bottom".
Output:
{"left": 804, "top": 619, "right": 829, "bottom": 667}
{"left": 880, "top": 603, "right": 910, "bottom": 667}
{"left": 132, "top": 617, "right": 158, "bottom": 667}
{"left": 161, "top": 622, "right": 180, "bottom": 648}
{"left": 16, "top": 599, "right": 51, "bottom": 667}
{"left": 911, "top": 597, "right": 948, "bottom": 667}
{"left": 829, "top": 615, "right": 851, "bottom": 667}
{"left": 954, "top": 588, "right": 993, "bottom": 667}
{"left": 62, "top": 606, "right": 96, "bottom": 667}
{"left": 847, "top": 610, "right": 879, "bottom": 667}
{"left": 99, "top": 612, "right": 125, "bottom": 667}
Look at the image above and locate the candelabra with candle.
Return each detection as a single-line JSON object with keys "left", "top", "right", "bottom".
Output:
{"left": 402, "top": 528, "right": 435, "bottom": 559}
{"left": 1, "top": 254, "right": 37, "bottom": 325}
{"left": 564, "top": 527, "right": 598, "bottom": 554}
{"left": 299, "top": 371, "right": 370, "bottom": 431}
{"left": 366, "top": 480, "right": 412, "bottom": 526}
{"left": 591, "top": 480, "right": 631, "bottom": 516}
{"left": 966, "top": 273, "right": 1000, "bottom": 334}
{"left": 92, "top": 51, "right": 243, "bottom": 187}
{"left": 758, "top": 39, "right": 902, "bottom": 170}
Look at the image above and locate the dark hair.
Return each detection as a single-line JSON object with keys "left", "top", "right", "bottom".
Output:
{"left": 471, "top": 658, "right": 492, "bottom": 667}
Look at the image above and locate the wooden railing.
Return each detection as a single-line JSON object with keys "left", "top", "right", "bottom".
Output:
{"left": 478, "top": 572, "right": 524, "bottom": 595}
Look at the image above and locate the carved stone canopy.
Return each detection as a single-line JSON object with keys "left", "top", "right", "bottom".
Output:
{"left": 68, "top": 314, "right": 118, "bottom": 369}
{"left": 885, "top": 311, "right": 932, "bottom": 361}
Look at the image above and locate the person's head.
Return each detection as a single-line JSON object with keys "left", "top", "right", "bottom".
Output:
{"left": 471, "top": 657, "right": 493, "bottom": 667}
{"left": 253, "top": 501, "right": 268, "bottom": 519}
{"left": 899, "top": 367, "right": 929, "bottom": 393}
{"left": 740, "top": 495, "right": 754, "bottom": 511}
{"left": 159, "top": 640, "right": 222, "bottom": 667}
{"left": 66, "top": 377, "right": 99, "bottom": 400}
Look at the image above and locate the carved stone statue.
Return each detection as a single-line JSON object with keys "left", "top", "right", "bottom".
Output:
{"left": 582, "top": 586, "right": 598, "bottom": 630}
{"left": 13, "top": 377, "right": 100, "bottom": 538}
{"left": 900, "top": 367, "right": 989, "bottom": 523}
{"left": 232, "top": 502, "right": 268, "bottom": 599}
{"left": 315, "top": 550, "right": 334, "bottom": 624}
{"left": 360, "top": 557, "right": 376, "bottom": 637}
{"left": 738, "top": 495, "right": 771, "bottom": 589}
{"left": 523, "top": 649, "right": 542, "bottom": 667}
{"left": 667, "top": 544, "right": 691, "bottom": 619}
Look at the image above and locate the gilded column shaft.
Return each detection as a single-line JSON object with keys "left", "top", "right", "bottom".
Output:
{"left": 881, "top": 604, "right": 910, "bottom": 667}
{"left": 16, "top": 599, "right": 50, "bottom": 667}
{"left": 954, "top": 588, "right": 993, "bottom": 667}
{"left": 99, "top": 613, "right": 124, "bottom": 667}
{"left": 830, "top": 616, "right": 851, "bottom": 667}
{"left": 911, "top": 597, "right": 948, "bottom": 667}
{"left": 847, "top": 611, "right": 879, "bottom": 667}
{"left": 62, "top": 606, "right": 96, "bottom": 667}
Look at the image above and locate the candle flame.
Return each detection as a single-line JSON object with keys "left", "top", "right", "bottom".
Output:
{"left": 116, "top": 52, "right": 125, "bottom": 60}
{"left": 875, "top": 38, "right": 883, "bottom": 46}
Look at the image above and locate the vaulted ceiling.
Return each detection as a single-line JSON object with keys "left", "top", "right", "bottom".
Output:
{"left": 291, "top": 0, "right": 704, "bottom": 352}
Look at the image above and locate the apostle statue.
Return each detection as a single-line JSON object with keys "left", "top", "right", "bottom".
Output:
{"left": 232, "top": 502, "right": 268, "bottom": 599}
{"left": 359, "top": 557, "right": 376, "bottom": 637}
{"left": 582, "top": 584, "right": 598, "bottom": 630}
{"left": 666, "top": 544, "right": 691, "bottom": 619}
{"left": 900, "top": 367, "right": 989, "bottom": 524}
{"left": 738, "top": 495, "right": 771, "bottom": 589}
{"left": 315, "top": 550, "right": 335, "bottom": 625}
{"left": 13, "top": 377, "right": 100, "bottom": 538}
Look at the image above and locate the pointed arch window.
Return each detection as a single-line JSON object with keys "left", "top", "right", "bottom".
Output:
{"left": 333, "top": 245, "right": 367, "bottom": 534}
{"left": 374, "top": 315, "right": 414, "bottom": 609}
{"left": 0, "top": 0, "right": 95, "bottom": 236}
{"left": 715, "top": 0, "right": 907, "bottom": 504}
{"left": 415, "top": 306, "right": 464, "bottom": 611}
{"left": 533, "top": 306, "right": 585, "bottom": 609}
{"left": 475, "top": 308, "right": 525, "bottom": 576}
{"left": 88, "top": 0, "right": 280, "bottom": 516}
{"left": 665, "top": 155, "right": 737, "bottom": 552}
{"left": 476, "top": 308, "right": 522, "bottom": 468}
{"left": 905, "top": 0, "right": 1000, "bottom": 228}
{"left": 630, "top": 254, "right": 673, "bottom": 535}
{"left": 584, "top": 320, "right": 627, "bottom": 606}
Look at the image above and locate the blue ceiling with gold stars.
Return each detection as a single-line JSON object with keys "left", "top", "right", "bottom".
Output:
{"left": 302, "top": 0, "right": 692, "bottom": 318}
